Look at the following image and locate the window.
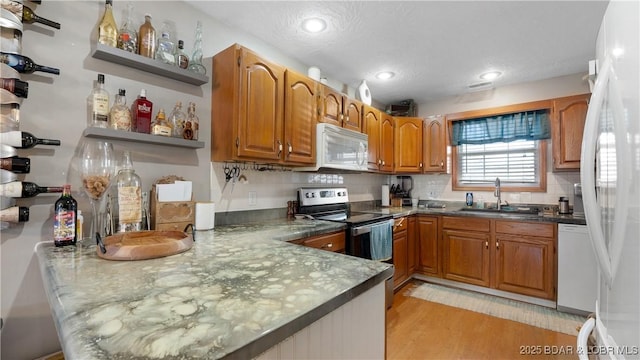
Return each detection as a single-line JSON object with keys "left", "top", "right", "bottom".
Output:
{"left": 453, "top": 139, "right": 547, "bottom": 191}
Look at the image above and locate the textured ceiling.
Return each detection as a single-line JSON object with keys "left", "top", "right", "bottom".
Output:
{"left": 186, "top": 1, "right": 609, "bottom": 106}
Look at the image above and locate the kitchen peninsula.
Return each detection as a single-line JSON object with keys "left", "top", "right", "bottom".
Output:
{"left": 35, "top": 220, "right": 393, "bottom": 359}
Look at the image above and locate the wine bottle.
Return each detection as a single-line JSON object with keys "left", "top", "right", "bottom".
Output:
{"left": 0, "top": 52, "right": 60, "bottom": 75}
{"left": 0, "top": 181, "right": 63, "bottom": 198}
{"left": 0, "top": 156, "right": 30, "bottom": 174}
{"left": 54, "top": 184, "right": 77, "bottom": 247}
{"left": 98, "top": 0, "right": 118, "bottom": 47}
{"left": 21, "top": 5, "right": 61, "bottom": 29}
{"left": 0, "top": 131, "right": 61, "bottom": 149}
{"left": 138, "top": 14, "right": 156, "bottom": 58}
{"left": 1, "top": 78, "right": 29, "bottom": 98}
{"left": 0, "top": 206, "right": 29, "bottom": 223}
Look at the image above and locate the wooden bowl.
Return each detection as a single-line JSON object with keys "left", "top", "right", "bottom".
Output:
{"left": 96, "top": 230, "right": 193, "bottom": 261}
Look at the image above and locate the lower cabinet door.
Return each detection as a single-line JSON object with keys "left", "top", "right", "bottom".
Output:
{"left": 393, "top": 230, "right": 408, "bottom": 288}
{"left": 494, "top": 234, "right": 555, "bottom": 300}
{"left": 442, "top": 229, "right": 491, "bottom": 287}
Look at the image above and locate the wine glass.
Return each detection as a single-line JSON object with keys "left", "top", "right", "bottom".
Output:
{"left": 79, "top": 141, "right": 115, "bottom": 245}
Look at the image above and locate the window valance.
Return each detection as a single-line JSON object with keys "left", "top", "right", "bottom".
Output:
{"left": 450, "top": 110, "right": 551, "bottom": 146}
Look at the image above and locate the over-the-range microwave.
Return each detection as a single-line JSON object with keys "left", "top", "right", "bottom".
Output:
{"left": 296, "top": 123, "right": 368, "bottom": 172}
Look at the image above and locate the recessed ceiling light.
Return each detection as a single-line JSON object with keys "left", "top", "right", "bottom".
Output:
{"left": 302, "top": 18, "right": 327, "bottom": 33}
{"left": 376, "top": 71, "right": 395, "bottom": 80}
{"left": 479, "top": 71, "right": 502, "bottom": 81}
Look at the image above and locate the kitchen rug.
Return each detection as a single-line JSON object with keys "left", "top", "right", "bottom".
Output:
{"left": 406, "top": 282, "right": 585, "bottom": 336}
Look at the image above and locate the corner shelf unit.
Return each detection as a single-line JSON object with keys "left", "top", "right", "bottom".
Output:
{"left": 83, "top": 127, "right": 205, "bottom": 149}
{"left": 91, "top": 44, "right": 209, "bottom": 86}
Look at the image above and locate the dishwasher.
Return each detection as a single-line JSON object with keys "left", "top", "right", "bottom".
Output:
{"left": 557, "top": 224, "right": 597, "bottom": 314}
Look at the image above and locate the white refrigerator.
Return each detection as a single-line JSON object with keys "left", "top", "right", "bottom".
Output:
{"left": 578, "top": 0, "right": 639, "bottom": 359}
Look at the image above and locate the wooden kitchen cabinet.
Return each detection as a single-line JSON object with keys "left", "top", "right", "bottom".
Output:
{"left": 380, "top": 112, "right": 395, "bottom": 173}
{"left": 551, "top": 93, "right": 590, "bottom": 171}
{"left": 423, "top": 115, "right": 447, "bottom": 173}
{"left": 442, "top": 217, "right": 491, "bottom": 287}
{"left": 211, "top": 44, "right": 315, "bottom": 165}
{"left": 364, "top": 105, "right": 393, "bottom": 172}
{"left": 394, "top": 117, "right": 424, "bottom": 173}
{"left": 407, "top": 216, "right": 418, "bottom": 275}
{"left": 318, "top": 85, "right": 363, "bottom": 132}
{"left": 393, "top": 217, "right": 409, "bottom": 288}
{"left": 301, "top": 231, "right": 346, "bottom": 253}
{"left": 416, "top": 215, "right": 440, "bottom": 277}
{"left": 494, "top": 220, "right": 556, "bottom": 300}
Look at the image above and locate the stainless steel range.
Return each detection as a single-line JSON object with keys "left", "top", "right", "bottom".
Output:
{"left": 296, "top": 187, "right": 395, "bottom": 307}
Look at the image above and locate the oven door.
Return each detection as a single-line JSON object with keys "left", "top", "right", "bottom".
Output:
{"left": 349, "top": 218, "right": 394, "bottom": 261}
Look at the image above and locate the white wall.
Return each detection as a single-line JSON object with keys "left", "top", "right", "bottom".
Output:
{"left": 1, "top": 2, "right": 589, "bottom": 358}
{"left": 408, "top": 73, "right": 590, "bottom": 206}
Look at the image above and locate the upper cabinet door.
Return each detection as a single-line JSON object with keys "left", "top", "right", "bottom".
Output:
{"left": 552, "top": 93, "right": 590, "bottom": 171}
{"left": 284, "top": 70, "right": 317, "bottom": 165}
{"left": 237, "top": 48, "right": 285, "bottom": 161}
{"left": 423, "top": 115, "right": 447, "bottom": 173}
{"left": 343, "top": 98, "right": 364, "bottom": 132}
{"left": 319, "top": 85, "right": 343, "bottom": 127}
{"left": 363, "top": 104, "right": 381, "bottom": 171}
{"left": 394, "top": 117, "right": 423, "bottom": 173}
{"left": 379, "top": 113, "right": 394, "bottom": 173}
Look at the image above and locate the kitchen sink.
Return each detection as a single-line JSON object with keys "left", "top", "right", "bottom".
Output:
{"left": 459, "top": 206, "right": 540, "bottom": 215}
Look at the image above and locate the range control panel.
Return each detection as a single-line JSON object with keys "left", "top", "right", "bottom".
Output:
{"left": 298, "top": 187, "right": 349, "bottom": 206}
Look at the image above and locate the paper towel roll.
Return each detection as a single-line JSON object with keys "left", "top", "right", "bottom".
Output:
{"left": 195, "top": 202, "right": 215, "bottom": 230}
{"left": 381, "top": 185, "right": 390, "bottom": 207}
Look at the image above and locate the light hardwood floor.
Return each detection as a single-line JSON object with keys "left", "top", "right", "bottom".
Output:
{"left": 387, "top": 281, "right": 579, "bottom": 360}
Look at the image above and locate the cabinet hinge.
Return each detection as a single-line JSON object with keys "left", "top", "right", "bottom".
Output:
{"left": 235, "top": 138, "right": 239, "bottom": 147}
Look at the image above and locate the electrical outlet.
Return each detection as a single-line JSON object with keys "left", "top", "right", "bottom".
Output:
{"left": 249, "top": 191, "right": 257, "bottom": 206}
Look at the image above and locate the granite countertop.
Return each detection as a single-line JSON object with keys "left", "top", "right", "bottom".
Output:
{"left": 35, "top": 219, "right": 392, "bottom": 360}
{"left": 356, "top": 202, "right": 587, "bottom": 225}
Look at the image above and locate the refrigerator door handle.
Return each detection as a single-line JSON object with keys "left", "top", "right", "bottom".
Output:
{"left": 581, "top": 55, "right": 614, "bottom": 285}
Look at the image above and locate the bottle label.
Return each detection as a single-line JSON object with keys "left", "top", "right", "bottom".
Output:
{"left": 93, "top": 94, "right": 109, "bottom": 122}
{"left": 0, "top": 182, "right": 22, "bottom": 197}
{"left": 182, "top": 120, "right": 194, "bottom": 140}
{"left": 110, "top": 108, "right": 132, "bottom": 130}
{"left": 54, "top": 210, "right": 76, "bottom": 241}
{"left": 152, "top": 124, "right": 172, "bottom": 137}
{"left": 118, "top": 186, "right": 142, "bottom": 223}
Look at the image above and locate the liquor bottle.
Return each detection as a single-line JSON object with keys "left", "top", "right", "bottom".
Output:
{"left": 131, "top": 89, "right": 152, "bottom": 133}
{"left": 114, "top": 151, "right": 142, "bottom": 232}
{"left": 21, "top": 5, "right": 61, "bottom": 29}
{"left": 137, "top": 14, "right": 156, "bottom": 59}
{"left": 1, "top": 78, "right": 29, "bottom": 98}
{"left": 0, "top": 181, "right": 63, "bottom": 198}
{"left": 187, "top": 21, "right": 206, "bottom": 75}
{"left": 184, "top": 102, "right": 199, "bottom": 140}
{"left": 151, "top": 108, "right": 171, "bottom": 136}
{"left": 0, "top": 131, "right": 61, "bottom": 149}
{"left": 168, "top": 101, "right": 186, "bottom": 138}
{"left": 0, "top": 206, "right": 29, "bottom": 223}
{"left": 0, "top": 156, "right": 30, "bottom": 173}
{"left": 0, "top": 52, "right": 60, "bottom": 75}
{"left": 97, "top": 0, "right": 118, "bottom": 47}
{"left": 155, "top": 31, "right": 175, "bottom": 66}
{"left": 90, "top": 74, "right": 110, "bottom": 128}
{"left": 117, "top": 2, "right": 137, "bottom": 53}
{"left": 175, "top": 40, "right": 189, "bottom": 70}
{"left": 54, "top": 184, "right": 77, "bottom": 247}
{"left": 109, "top": 88, "right": 132, "bottom": 131}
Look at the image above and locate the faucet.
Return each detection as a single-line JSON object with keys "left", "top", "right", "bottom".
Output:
{"left": 494, "top": 177, "right": 501, "bottom": 210}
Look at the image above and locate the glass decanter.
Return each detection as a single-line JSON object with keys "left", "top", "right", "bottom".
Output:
{"left": 187, "top": 21, "right": 206, "bottom": 75}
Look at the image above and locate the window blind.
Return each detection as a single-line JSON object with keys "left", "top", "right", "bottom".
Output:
{"left": 457, "top": 140, "right": 539, "bottom": 185}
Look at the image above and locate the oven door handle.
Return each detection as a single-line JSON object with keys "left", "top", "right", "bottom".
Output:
{"left": 351, "top": 219, "right": 394, "bottom": 236}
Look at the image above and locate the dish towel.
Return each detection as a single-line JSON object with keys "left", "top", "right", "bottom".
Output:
{"left": 370, "top": 221, "right": 392, "bottom": 261}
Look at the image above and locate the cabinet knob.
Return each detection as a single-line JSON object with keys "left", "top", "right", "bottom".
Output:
{"left": 321, "top": 243, "right": 333, "bottom": 249}
{"left": 440, "top": 160, "right": 444, "bottom": 169}
{"left": 485, "top": 240, "right": 488, "bottom": 249}
{"left": 419, "top": 162, "right": 423, "bottom": 168}
{"left": 496, "top": 239, "right": 500, "bottom": 250}
{"left": 287, "top": 141, "right": 292, "bottom": 155}
{"left": 277, "top": 140, "right": 283, "bottom": 157}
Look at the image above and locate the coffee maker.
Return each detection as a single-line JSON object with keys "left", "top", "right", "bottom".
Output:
{"left": 396, "top": 176, "right": 413, "bottom": 206}
{"left": 573, "top": 183, "right": 585, "bottom": 217}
